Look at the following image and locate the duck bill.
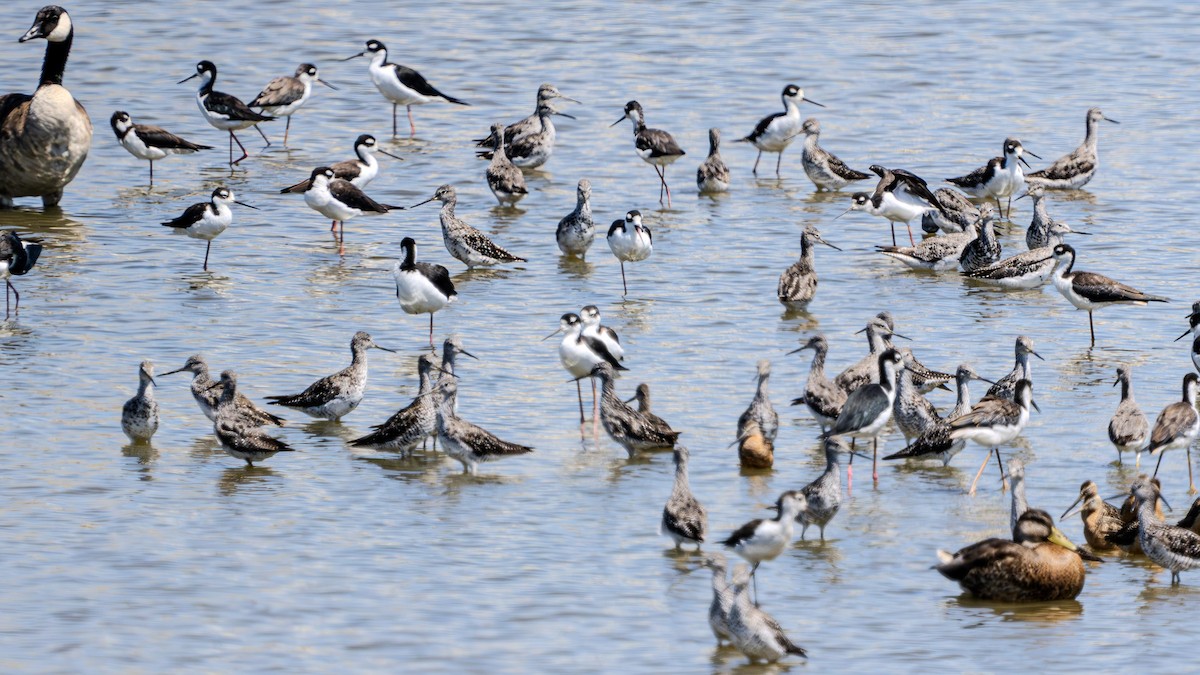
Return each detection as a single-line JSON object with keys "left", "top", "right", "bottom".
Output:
{"left": 1060, "top": 494, "right": 1086, "bottom": 520}
{"left": 1046, "top": 527, "right": 1082, "bottom": 553}
{"left": 234, "top": 200, "right": 259, "bottom": 210}
{"left": 317, "top": 79, "right": 338, "bottom": 91}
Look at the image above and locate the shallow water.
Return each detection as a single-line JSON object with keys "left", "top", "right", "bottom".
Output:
{"left": 1, "top": 1, "right": 1198, "bottom": 671}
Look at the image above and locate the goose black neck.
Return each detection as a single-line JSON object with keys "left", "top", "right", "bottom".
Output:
{"left": 40, "top": 30, "right": 72, "bottom": 87}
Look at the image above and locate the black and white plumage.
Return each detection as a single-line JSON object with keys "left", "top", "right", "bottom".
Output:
{"left": 903, "top": 353, "right": 955, "bottom": 395}
{"left": 350, "top": 353, "right": 441, "bottom": 454}
{"left": 798, "top": 117, "right": 869, "bottom": 191}
{"left": 957, "top": 204, "right": 1002, "bottom": 273}
{"left": 249, "top": 63, "right": 335, "bottom": 146}
{"left": 738, "top": 84, "right": 823, "bottom": 177}
{"left": 777, "top": 224, "right": 840, "bottom": 309}
{"left": 1175, "top": 302, "right": 1200, "bottom": 375}
{"left": 0, "top": 230, "right": 42, "bottom": 318}
{"left": 611, "top": 100, "right": 685, "bottom": 206}
{"left": 121, "top": 360, "right": 159, "bottom": 443}
{"left": 921, "top": 187, "right": 980, "bottom": 234}
{"left": 1109, "top": 366, "right": 1150, "bottom": 467}
{"left": 161, "top": 354, "right": 284, "bottom": 427}
{"left": 265, "top": 331, "right": 395, "bottom": 421}
{"left": 329, "top": 134, "right": 402, "bottom": 188}
{"left": 875, "top": 217, "right": 978, "bottom": 271}
{"left": 545, "top": 312, "right": 627, "bottom": 424}
{"left": 726, "top": 564, "right": 807, "bottom": 663}
{"left": 722, "top": 491, "right": 806, "bottom": 605}
{"left": 1047, "top": 243, "right": 1168, "bottom": 347}
{"left": 556, "top": 179, "right": 594, "bottom": 257}
{"left": 393, "top": 237, "right": 456, "bottom": 347}
{"left": 435, "top": 377, "right": 532, "bottom": 475}
{"left": 109, "top": 111, "right": 211, "bottom": 185}
{"left": 884, "top": 364, "right": 990, "bottom": 466}
{"left": 1026, "top": 108, "right": 1118, "bottom": 190}
{"left": 1131, "top": 479, "right": 1200, "bottom": 584}
{"left": 737, "top": 360, "right": 778, "bottom": 444}
{"left": 1147, "top": 373, "right": 1200, "bottom": 492}
{"left": 696, "top": 128, "right": 731, "bottom": 194}
{"left": 796, "top": 437, "right": 845, "bottom": 541}
{"left": 703, "top": 553, "right": 736, "bottom": 645}
{"left": 211, "top": 371, "right": 295, "bottom": 466}
{"left": 579, "top": 305, "right": 624, "bottom": 363}
{"left": 833, "top": 315, "right": 902, "bottom": 395}
{"left": 483, "top": 123, "right": 527, "bottom": 206}
{"left": 661, "top": 445, "right": 707, "bottom": 550}
{"left": 950, "top": 379, "right": 1039, "bottom": 496}
{"left": 161, "top": 186, "right": 256, "bottom": 271}
{"left": 788, "top": 335, "right": 846, "bottom": 431}
{"left": 0, "top": 6, "right": 92, "bottom": 209}
{"left": 178, "top": 60, "right": 274, "bottom": 165}
{"left": 607, "top": 210, "right": 653, "bottom": 296}
{"left": 281, "top": 166, "right": 397, "bottom": 247}
{"left": 590, "top": 362, "right": 679, "bottom": 456}
{"left": 344, "top": 40, "right": 469, "bottom": 138}
{"left": 848, "top": 165, "right": 949, "bottom": 246}
{"left": 409, "top": 185, "right": 526, "bottom": 268}
{"left": 965, "top": 219, "right": 1084, "bottom": 289}
{"left": 824, "top": 348, "right": 903, "bottom": 484}
{"left": 947, "top": 138, "right": 1039, "bottom": 218}
{"left": 986, "top": 336, "right": 1044, "bottom": 402}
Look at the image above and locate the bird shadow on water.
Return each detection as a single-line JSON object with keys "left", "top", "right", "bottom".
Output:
{"left": 300, "top": 419, "right": 359, "bottom": 442}
{"left": 187, "top": 434, "right": 223, "bottom": 462}
{"left": 710, "top": 650, "right": 796, "bottom": 675}
{"left": 180, "top": 270, "right": 233, "bottom": 295}
{"left": 451, "top": 267, "right": 517, "bottom": 287}
{"left": 943, "top": 596, "right": 1083, "bottom": 626}
{"left": 778, "top": 308, "right": 820, "bottom": 331}
{"left": 218, "top": 465, "right": 279, "bottom": 496}
{"left": 121, "top": 442, "right": 160, "bottom": 479}
{"left": 556, "top": 254, "right": 594, "bottom": 281}
{"left": 354, "top": 451, "right": 445, "bottom": 486}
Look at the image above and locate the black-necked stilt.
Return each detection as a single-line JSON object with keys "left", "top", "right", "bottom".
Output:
{"left": 736, "top": 360, "right": 779, "bottom": 445}
{"left": 161, "top": 186, "right": 256, "bottom": 271}
{"left": 722, "top": 490, "right": 805, "bottom": 605}
{"left": 0, "top": 230, "right": 42, "bottom": 318}
{"left": 342, "top": 40, "right": 469, "bottom": 138}
{"left": 330, "top": 134, "right": 403, "bottom": 188}
{"left": 1130, "top": 479, "right": 1200, "bottom": 584}
{"left": 726, "top": 563, "right": 807, "bottom": 662}
{"left": 556, "top": 179, "right": 595, "bottom": 258}
{"left": 475, "top": 84, "right": 578, "bottom": 169}
{"left": 349, "top": 352, "right": 441, "bottom": 455}
{"left": 986, "top": 336, "right": 1044, "bottom": 401}
{"left": 1045, "top": 243, "right": 1168, "bottom": 347}
{"left": 121, "top": 361, "right": 159, "bottom": 444}
{"left": 948, "top": 138, "right": 1039, "bottom": 219}
{"left": 777, "top": 224, "right": 839, "bottom": 309}
{"left": 1176, "top": 302, "right": 1200, "bottom": 374}
{"left": 280, "top": 166, "right": 398, "bottom": 250}
{"left": 884, "top": 364, "right": 991, "bottom": 467}
{"left": 611, "top": 101, "right": 685, "bottom": 206}
{"left": 249, "top": 63, "right": 336, "bottom": 146}
{"left": 483, "top": 122, "right": 527, "bottom": 206}
{"left": 696, "top": 128, "right": 731, "bottom": 194}
{"left": 703, "top": 554, "right": 735, "bottom": 646}
{"left": 434, "top": 377, "right": 532, "bottom": 475}
{"left": 579, "top": 304, "right": 623, "bottom": 362}
{"left": 1147, "top": 373, "right": 1200, "bottom": 492}
{"left": 737, "top": 84, "right": 824, "bottom": 177}
{"left": 179, "top": 60, "right": 274, "bottom": 165}
{"left": 210, "top": 371, "right": 295, "bottom": 466}
{"left": 264, "top": 332, "right": 395, "bottom": 421}
{"left": 1108, "top": 365, "right": 1150, "bottom": 467}
{"left": 966, "top": 219, "right": 1086, "bottom": 289}
{"left": 875, "top": 220, "right": 978, "bottom": 271}
{"left": 110, "top": 111, "right": 212, "bottom": 186}
{"left": 1026, "top": 108, "right": 1118, "bottom": 190}
{"left": 824, "top": 348, "right": 903, "bottom": 485}
{"left": 586, "top": 362, "right": 679, "bottom": 455}
{"left": 788, "top": 335, "right": 846, "bottom": 432}
{"left": 950, "top": 379, "right": 1039, "bottom": 496}
{"left": 544, "top": 312, "right": 627, "bottom": 424}
{"left": 607, "top": 209, "right": 653, "bottom": 296}
{"left": 957, "top": 204, "right": 1002, "bottom": 273}
{"left": 921, "top": 187, "right": 980, "bottom": 234}
{"left": 408, "top": 185, "right": 526, "bottom": 268}
{"left": 161, "top": 354, "right": 284, "bottom": 426}
{"left": 393, "top": 237, "right": 456, "bottom": 346}
{"left": 662, "top": 445, "right": 707, "bottom": 550}
{"left": 796, "top": 437, "right": 847, "bottom": 541}
{"left": 842, "top": 165, "right": 946, "bottom": 246}
{"left": 0, "top": 6, "right": 91, "bottom": 209}
{"left": 798, "top": 118, "right": 869, "bottom": 191}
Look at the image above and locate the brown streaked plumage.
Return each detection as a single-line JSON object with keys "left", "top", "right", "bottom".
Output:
{"left": 696, "top": 127, "right": 730, "bottom": 194}
{"left": 1061, "top": 480, "right": 1124, "bottom": 552}
{"left": 777, "top": 224, "right": 840, "bottom": 310}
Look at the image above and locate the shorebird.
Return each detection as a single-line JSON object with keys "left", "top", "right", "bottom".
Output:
{"left": 950, "top": 379, "right": 1039, "bottom": 496}
{"left": 249, "top": 63, "right": 335, "bottom": 146}
{"left": 280, "top": 167, "right": 397, "bottom": 247}
{"left": 474, "top": 84, "right": 578, "bottom": 169}
{"left": 935, "top": 509, "right": 1090, "bottom": 601}
{"left": 626, "top": 384, "right": 673, "bottom": 431}
{"left": 161, "top": 186, "right": 257, "bottom": 271}
{"left": 823, "top": 348, "right": 904, "bottom": 484}
{"left": 777, "top": 224, "right": 840, "bottom": 309}
{"left": 788, "top": 335, "right": 846, "bottom": 432}
{"left": 328, "top": 134, "right": 402, "bottom": 188}
{"left": 1147, "top": 373, "right": 1200, "bottom": 492}
{"left": 409, "top": 185, "right": 526, "bottom": 268}
{"left": 483, "top": 123, "right": 527, "bottom": 206}
{"left": 892, "top": 351, "right": 941, "bottom": 444}
{"left": 884, "top": 365, "right": 991, "bottom": 467}
{"left": 1061, "top": 480, "right": 1124, "bottom": 553}
{"left": 1008, "top": 457, "right": 1029, "bottom": 535}
{"left": 437, "top": 336, "right": 477, "bottom": 415}
{"left": 736, "top": 360, "right": 779, "bottom": 446}
{"left": 580, "top": 305, "right": 624, "bottom": 363}
{"left": 1109, "top": 365, "right": 1150, "bottom": 467}
{"left": 833, "top": 315, "right": 905, "bottom": 394}
{"left": 661, "top": 445, "right": 707, "bottom": 550}
{"left": 161, "top": 354, "right": 284, "bottom": 426}
{"left": 0, "top": 6, "right": 91, "bottom": 208}
{"left": 1016, "top": 183, "right": 1065, "bottom": 249}
{"left": 179, "top": 60, "right": 273, "bottom": 165}
{"left": 1026, "top": 108, "right": 1119, "bottom": 190}
{"left": 611, "top": 101, "right": 685, "bottom": 206}
{"left": 0, "top": 230, "right": 42, "bottom": 318}
{"left": 726, "top": 564, "right": 807, "bottom": 663}
{"left": 210, "top": 371, "right": 294, "bottom": 466}
{"left": 965, "top": 219, "right": 1086, "bottom": 288}
{"left": 696, "top": 128, "right": 731, "bottom": 194}
{"left": 875, "top": 220, "right": 978, "bottom": 271}
{"left": 1131, "top": 479, "right": 1200, "bottom": 584}
{"left": 607, "top": 209, "right": 653, "bottom": 296}
{"left": 1107, "top": 475, "right": 1165, "bottom": 554}
{"left": 556, "top": 179, "right": 595, "bottom": 257}
{"left": 796, "top": 437, "right": 845, "bottom": 541}
{"left": 265, "top": 332, "right": 395, "bottom": 421}
{"left": 702, "top": 554, "right": 735, "bottom": 645}
{"left": 723, "top": 490, "right": 806, "bottom": 605}
{"left": 987, "top": 336, "right": 1044, "bottom": 401}
{"left": 393, "top": 237, "right": 456, "bottom": 346}
{"left": 587, "top": 362, "right": 679, "bottom": 456}
{"left": 1045, "top": 243, "right": 1168, "bottom": 347}
{"left": 121, "top": 361, "right": 159, "bottom": 443}
{"left": 947, "top": 138, "right": 1040, "bottom": 218}
{"left": 921, "top": 188, "right": 979, "bottom": 234}
{"left": 342, "top": 40, "right": 469, "bottom": 137}
{"left": 110, "top": 111, "right": 211, "bottom": 185}
{"left": 434, "top": 377, "right": 532, "bottom": 475}
{"left": 350, "top": 353, "right": 442, "bottom": 454}
{"left": 957, "top": 204, "right": 1002, "bottom": 273}
{"left": 842, "top": 165, "right": 947, "bottom": 246}
{"left": 1177, "top": 302, "right": 1200, "bottom": 374}
{"left": 798, "top": 118, "right": 870, "bottom": 191}
{"left": 738, "top": 84, "right": 823, "bottom": 177}
{"left": 544, "top": 312, "right": 626, "bottom": 424}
